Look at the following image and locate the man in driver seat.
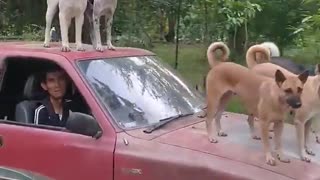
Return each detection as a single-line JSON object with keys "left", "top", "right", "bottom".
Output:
{"left": 34, "top": 64, "right": 72, "bottom": 127}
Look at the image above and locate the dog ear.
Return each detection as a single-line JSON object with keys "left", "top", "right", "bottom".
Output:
{"left": 298, "top": 70, "right": 309, "bottom": 84}
{"left": 315, "top": 64, "right": 320, "bottom": 75}
{"left": 275, "top": 69, "right": 286, "bottom": 87}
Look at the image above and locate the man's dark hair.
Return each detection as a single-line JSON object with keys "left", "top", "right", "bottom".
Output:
{"left": 40, "top": 63, "right": 64, "bottom": 83}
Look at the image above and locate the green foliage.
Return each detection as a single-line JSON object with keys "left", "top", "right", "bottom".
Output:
{"left": 0, "top": 0, "right": 316, "bottom": 50}
{"left": 250, "top": 0, "right": 308, "bottom": 48}
{"left": 218, "top": 0, "right": 262, "bottom": 30}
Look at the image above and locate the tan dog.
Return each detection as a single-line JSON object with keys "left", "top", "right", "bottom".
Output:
{"left": 205, "top": 42, "right": 309, "bottom": 166}
{"left": 247, "top": 46, "right": 320, "bottom": 162}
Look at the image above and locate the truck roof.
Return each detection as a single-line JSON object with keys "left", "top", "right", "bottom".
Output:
{"left": 0, "top": 41, "right": 155, "bottom": 61}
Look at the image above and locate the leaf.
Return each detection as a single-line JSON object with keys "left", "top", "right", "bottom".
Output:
{"left": 292, "top": 28, "right": 305, "bottom": 35}
{"left": 302, "top": 16, "right": 313, "bottom": 23}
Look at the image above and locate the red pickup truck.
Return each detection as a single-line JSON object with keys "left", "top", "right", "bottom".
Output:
{"left": 0, "top": 41, "right": 318, "bottom": 180}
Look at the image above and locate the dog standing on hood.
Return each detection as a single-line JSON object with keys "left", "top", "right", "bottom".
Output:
{"left": 260, "top": 42, "right": 320, "bottom": 143}
{"left": 86, "top": 0, "right": 118, "bottom": 52}
{"left": 44, "top": 0, "right": 88, "bottom": 52}
{"left": 247, "top": 47, "right": 320, "bottom": 162}
{"left": 205, "top": 42, "right": 309, "bottom": 165}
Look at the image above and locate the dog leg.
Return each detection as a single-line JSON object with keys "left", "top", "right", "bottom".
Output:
{"left": 106, "top": 15, "right": 115, "bottom": 50}
{"left": 295, "top": 120, "right": 311, "bottom": 162}
{"left": 205, "top": 117, "right": 217, "bottom": 143}
{"left": 75, "top": 14, "right": 85, "bottom": 51}
{"left": 93, "top": 13, "right": 104, "bottom": 52}
{"left": 206, "top": 99, "right": 221, "bottom": 143}
{"left": 247, "top": 115, "right": 261, "bottom": 140}
{"left": 311, "top": 115, "right": 320, "bottom": 143}
{"left": 304, "top": 120, "right": 315, "bottom": 156}
{"left": 215, "top": 92, "right": 232, "bottom": 137}
{"left": 274, "top": 121, "right": 290, "bottom": 163}
{"left": 59, "top": 12, "right": 71, "bottom": 52}
{"left": 269, "top": 123, "right": 274, "bottom": 132}
{"left": 215, "top": 109, "right": 227, "bottom": 137}
{"left": 247, "top": 115, "right": 272, "bottom": 140}
{"left": 261, "top": 120, "right": 276, "bottom": 166}
{"left": 44, "top": 0, "right": 59, "bottom": 47}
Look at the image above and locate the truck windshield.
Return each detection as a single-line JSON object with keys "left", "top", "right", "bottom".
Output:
{"left": 77, "top": 55, "right": 205, "bottom": 129}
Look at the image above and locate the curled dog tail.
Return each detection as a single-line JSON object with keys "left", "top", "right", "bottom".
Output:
{"left": 207, "top": 42, "right": 230, "bottom": 68}
{"left": 246, "top": 44, "right": 271, "bottom": 69}
{"left": 260, "top": 42, "right": 280, "bottom": 57}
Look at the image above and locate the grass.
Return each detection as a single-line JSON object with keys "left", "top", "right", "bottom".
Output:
{"left": 151, "top": 43, "right": 208, "bottom": 86}
{"left": 150, "top": 42, "right": 320, "bottom": 114}
{"left": 150, "top": 42, "right": 247, "bottom": 114}
{"left": 284, "top": 47, "right": 320, "bottom": 66}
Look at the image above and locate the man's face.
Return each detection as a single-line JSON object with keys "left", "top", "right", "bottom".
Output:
{"left": 41, "top": 70, "right": 67, "bottom": 99}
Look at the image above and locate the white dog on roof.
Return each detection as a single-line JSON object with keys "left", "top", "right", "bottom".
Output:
{"left": 44, "top": 0, "right": 87, "bottom": 52}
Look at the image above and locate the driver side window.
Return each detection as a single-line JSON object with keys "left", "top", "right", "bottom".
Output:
{"left": 0, "top": 57, "right": 99, "bottom": 136}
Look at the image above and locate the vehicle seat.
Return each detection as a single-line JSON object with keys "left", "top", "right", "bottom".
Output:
{"left": 15, "top": 75, "right": 45, "bottom": 124}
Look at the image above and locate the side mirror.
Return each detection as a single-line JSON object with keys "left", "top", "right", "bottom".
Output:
{"left": 66, "top": 112, "right": 102, "bottom": 139}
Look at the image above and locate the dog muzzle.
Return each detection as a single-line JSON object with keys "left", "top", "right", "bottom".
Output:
{"left": 286, "top": 96, "right": 302, "bottom": 109}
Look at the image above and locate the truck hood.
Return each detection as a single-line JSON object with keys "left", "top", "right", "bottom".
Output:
{"left": 126, "top": 112, "right": 320, "bottom": 180}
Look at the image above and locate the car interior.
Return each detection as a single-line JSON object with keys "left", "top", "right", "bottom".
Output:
{"left": 0, "top": 56, "right": 91, "bottom": 130}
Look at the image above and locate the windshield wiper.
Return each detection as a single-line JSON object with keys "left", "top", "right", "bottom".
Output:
{"left": 143, "top": 112, "right": 195, "bottom": 134}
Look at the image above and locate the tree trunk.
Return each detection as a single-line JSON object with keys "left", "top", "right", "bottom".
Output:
{"left": 174, "top": 0, "right": 182, "bottom": 69}
{"left": 101, "top": 16, "right": 107, "bottom": 44}
{"left": 244, "top": 17, "right": 248, "bottom": 52}
{"left": 227, "top": 25, "right": 246, "bottom": 58}
{"left": 235, "top": 26, "right": 246, "bottom": 57}
{"left": 233, "top": 26, "right": 237, "bottom": 49}
{"left": 82, "top": 15, "right": 93, "bottom": 44}
{"left": 204, "top": 0, "right": 208, "bottom": 43}
{"left": 159, "top": 9, "right": 166, "bottom": 41}
{"left": 165, "top": 13, "right": 176, "bottom": 43}
{"left": 227, "top": 30, "right": 234, "bottom": 56}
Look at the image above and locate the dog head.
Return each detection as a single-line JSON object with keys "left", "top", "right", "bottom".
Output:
{"left": 275, "top": 69, "right": 309, "bottom": 109}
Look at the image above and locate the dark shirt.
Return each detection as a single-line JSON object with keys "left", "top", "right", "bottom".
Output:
{"left": 33, "top": 97, "right": 71, "bottom": 127}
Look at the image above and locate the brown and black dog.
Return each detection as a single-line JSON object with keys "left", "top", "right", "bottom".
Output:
{"left": 205, "top": 42, "right": 309, "bottom": 166}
